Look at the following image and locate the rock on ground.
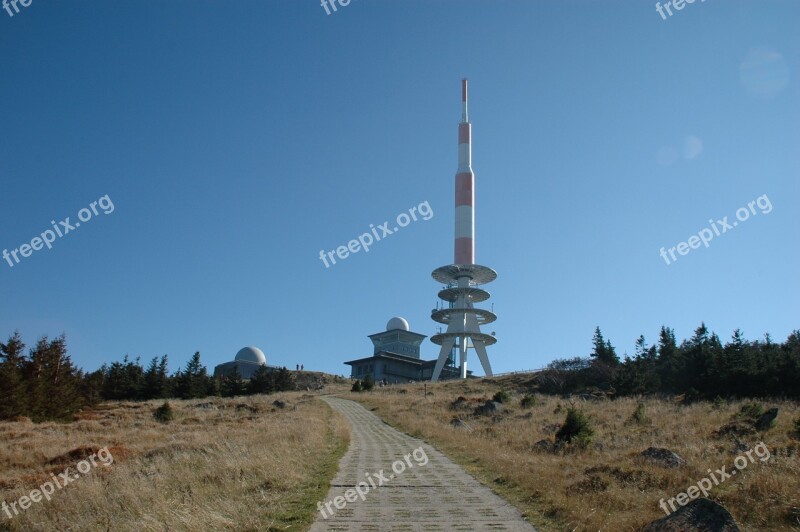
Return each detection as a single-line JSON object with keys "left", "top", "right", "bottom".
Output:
{"left": 641, "top": 498, "right": 741, "bottom": 531}
{"left": 638, "top": 447, "right": 686, "bottom": 468}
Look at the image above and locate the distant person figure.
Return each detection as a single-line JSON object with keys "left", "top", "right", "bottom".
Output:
{"left": 301, "top": 364, "right": 304, "bottom": 371}
{"left": 296, "top": 364, "right": 299, "bottom": 371}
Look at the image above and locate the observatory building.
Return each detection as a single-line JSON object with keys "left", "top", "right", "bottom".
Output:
{"left": 344, "top": 318, "right": 464, "bottom": 383}
{"left": 213, "top": 346, "right": 270, "bottom": 379}
{"left": 430, "top": 79, "right": 498, "bottom": 381}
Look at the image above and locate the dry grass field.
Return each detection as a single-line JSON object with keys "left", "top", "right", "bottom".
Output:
{"left": 348, "top": 375, "right": 800, "bottom": 531}
{"left": 0, "top": 390, "right": 350, "bottom": 532}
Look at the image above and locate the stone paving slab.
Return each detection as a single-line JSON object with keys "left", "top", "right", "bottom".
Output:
{"left": 309, "top": 397, "right": 537, "bottom": 532}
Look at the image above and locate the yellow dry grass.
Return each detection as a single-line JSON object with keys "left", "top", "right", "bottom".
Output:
{"left": 0, "top": 391, "right": 350, "bottom": 532}
{"left": 349, "top": 377, "right": 800, "bottom": 531}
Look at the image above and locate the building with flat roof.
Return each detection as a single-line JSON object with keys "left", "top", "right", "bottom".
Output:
{"left": 344, "top": 317, "right": 465, "bottom": 383}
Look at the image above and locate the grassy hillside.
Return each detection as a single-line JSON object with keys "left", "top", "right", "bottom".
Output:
{"left": 348, "top": 375, "right": 800, "bottom": 531}
{"left": 0, "top": 390, "right": 350, "bottom": 531}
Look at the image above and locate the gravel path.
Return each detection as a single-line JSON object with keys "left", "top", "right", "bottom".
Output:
{"left": 309, "top": 396, "right": 537, "bottom": 532}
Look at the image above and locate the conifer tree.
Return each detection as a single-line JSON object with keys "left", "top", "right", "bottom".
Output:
{"left": 248, "top": 365, "right": 275, "bottom": 395}
{"left": 143, "top": 355, "right": 170, "bottom": 400}
{"left": 273, "top": 367, "right": 294, "bottom": 392}
{"left": 0, "top": 332, "right": 27, "bottom": 420}
{"left": 220, "top": 366, "right": 245, "bottom": 397}
{"left": 23, "top": 336, "right": 84, "bottom": 421}
{"left": 174, "top": 352, "right": 209, "bottom": 399}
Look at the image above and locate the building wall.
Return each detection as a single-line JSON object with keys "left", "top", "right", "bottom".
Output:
{"left": 213, "top": 361, "right": 268, "bottom": 380}
{"left": 350, "top": 358, "right": 422, "bottom": 383}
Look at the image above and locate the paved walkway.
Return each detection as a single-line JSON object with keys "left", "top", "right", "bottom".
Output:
{"left": 310, "top": 397, "right": 537, "bottom": 532}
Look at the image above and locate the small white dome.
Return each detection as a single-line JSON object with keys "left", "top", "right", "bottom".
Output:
{"left": 235, "top": 346, "right": 266, "bottom": 365}
{"left": 386, "top": 317, "right": 410, "bottom": 331}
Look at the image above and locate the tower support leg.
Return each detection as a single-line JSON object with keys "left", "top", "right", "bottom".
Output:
{"left": 431, "top": 336, "right": 456, "bottom": 382}
{"left": 460, "top": 336, "right": 467, "bottom": 378}
{"left": 472, "top": 340, "right": 493, "bottom": 377}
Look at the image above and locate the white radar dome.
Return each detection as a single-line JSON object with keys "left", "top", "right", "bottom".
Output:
{"left": 234, "top": 346, "right": 267, "bottom": 365}
{"left": 386, "top": 317, "right": 410, "bottom": 332}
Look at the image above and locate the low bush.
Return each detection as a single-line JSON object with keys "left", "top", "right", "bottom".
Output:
{"left": 153, "top": 401, "right": 174, "bottom": 423}
{"left": 556, "top": 406, "right": 594, "bottom": 448}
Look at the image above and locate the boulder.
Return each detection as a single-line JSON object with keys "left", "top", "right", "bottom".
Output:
{"left": 474, "top": 400, "right": 504, "bottom": 416}
{"left": 639, "top": 447, "right": 686, "bottom": 468}
{"left": 755, "top": 408, "right": 778, "bottom": 431}
{"left": 642, "top": 498, "right": 740, "bottom": 531}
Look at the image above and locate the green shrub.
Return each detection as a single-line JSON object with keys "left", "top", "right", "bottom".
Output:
{"left": 351, "top": 380, "right": 362, "bottom": 392}
{"left": 712, "top": 396, "right": 725, "bottom": 410}
{"left": 628, "top": 402, "right": 650, "bottom": 425}
{"left": 153, "top": 401, "right": 174, "bottom": 423}
{"left": 556, "top": 406, "right": 594, "bottom": 448}
{"left": 362, "top": 374, "right": 375, "bottom": 391}
{"left": 520, "top": 394, "right": 536, "bottom": 408}
{"left": 739, "top": 402, "right": 764, "bottom": 420}
{"left": 792, "top": 416, "right": 800, "bottom": 440}
{"left": 492, "top": 390, "right": 510, "bottom": 403}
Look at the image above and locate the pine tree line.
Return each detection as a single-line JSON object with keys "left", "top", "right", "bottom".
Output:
{"left": 542, "top": 324, "right": 800, "bottom": 399}
{"left": 0, "top": 332, "right": 296, "bottom": 422}
{"left": 0, "top": 333, "right": 86, "bottom": 422}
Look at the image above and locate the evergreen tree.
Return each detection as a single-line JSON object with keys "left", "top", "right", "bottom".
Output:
{"left": 589, "top": 327, "right": 619, "bottom": 366}
{"left": 656, "top": 326, "right": 680, "bottom": 391}
{"left": 81, "top": 369, "right": 105, "bottom": 406}
{"left": 205, "top": 373, "right": 219, "bottom": 397}
{"left": 142, "top": 355, "right": 170, "bottom": 400}
{"left": 174, "top": 352, "right": 209, "bottom": 399}
{"left": 220, "top": 366, "right": 245, "bottom": 397}
{"left": 614, "top": 335, "right": 660, "bottom": 395}
{"left": 721, "top": 329, "right": 752, "bottom": 396}
{"left": 634, "top": 335, "right": 647, "bottom": 359}
{"left": 680, "top": 323, "right": 719, "bottom": 395}
{"left": 159, "top": 355, "right": 173, "bottom": 397}
{"left": 22, "top": 335, "right": 84, "bottom": 421}
{"left": 273, "top": 367, "right": 294, "bottom": 392}
{"left": 248, "top": 365, "right": 275, "bottom": 395}
{"left": 102, "top": 355, "right": 144, "bottom": 400}
{"left": 590, "top": 327, "right": 606, "bottom": 361}
{"left": 778, "top": 330, "right": 800, "bottom": 398}
{"left": 0, "top": 332, "right": 27, "bottom": 420}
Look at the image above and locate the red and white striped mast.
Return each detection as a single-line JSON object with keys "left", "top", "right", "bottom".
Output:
{"left": 455, "top": 78, "right": 475, "bottom": 265}
{"left": 430, "top": 79, "right": 497, "bottom": 381}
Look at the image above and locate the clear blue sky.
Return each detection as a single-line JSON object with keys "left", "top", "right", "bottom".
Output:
{"left": 1, "top": 0, "right": 797, "bottom": 376}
